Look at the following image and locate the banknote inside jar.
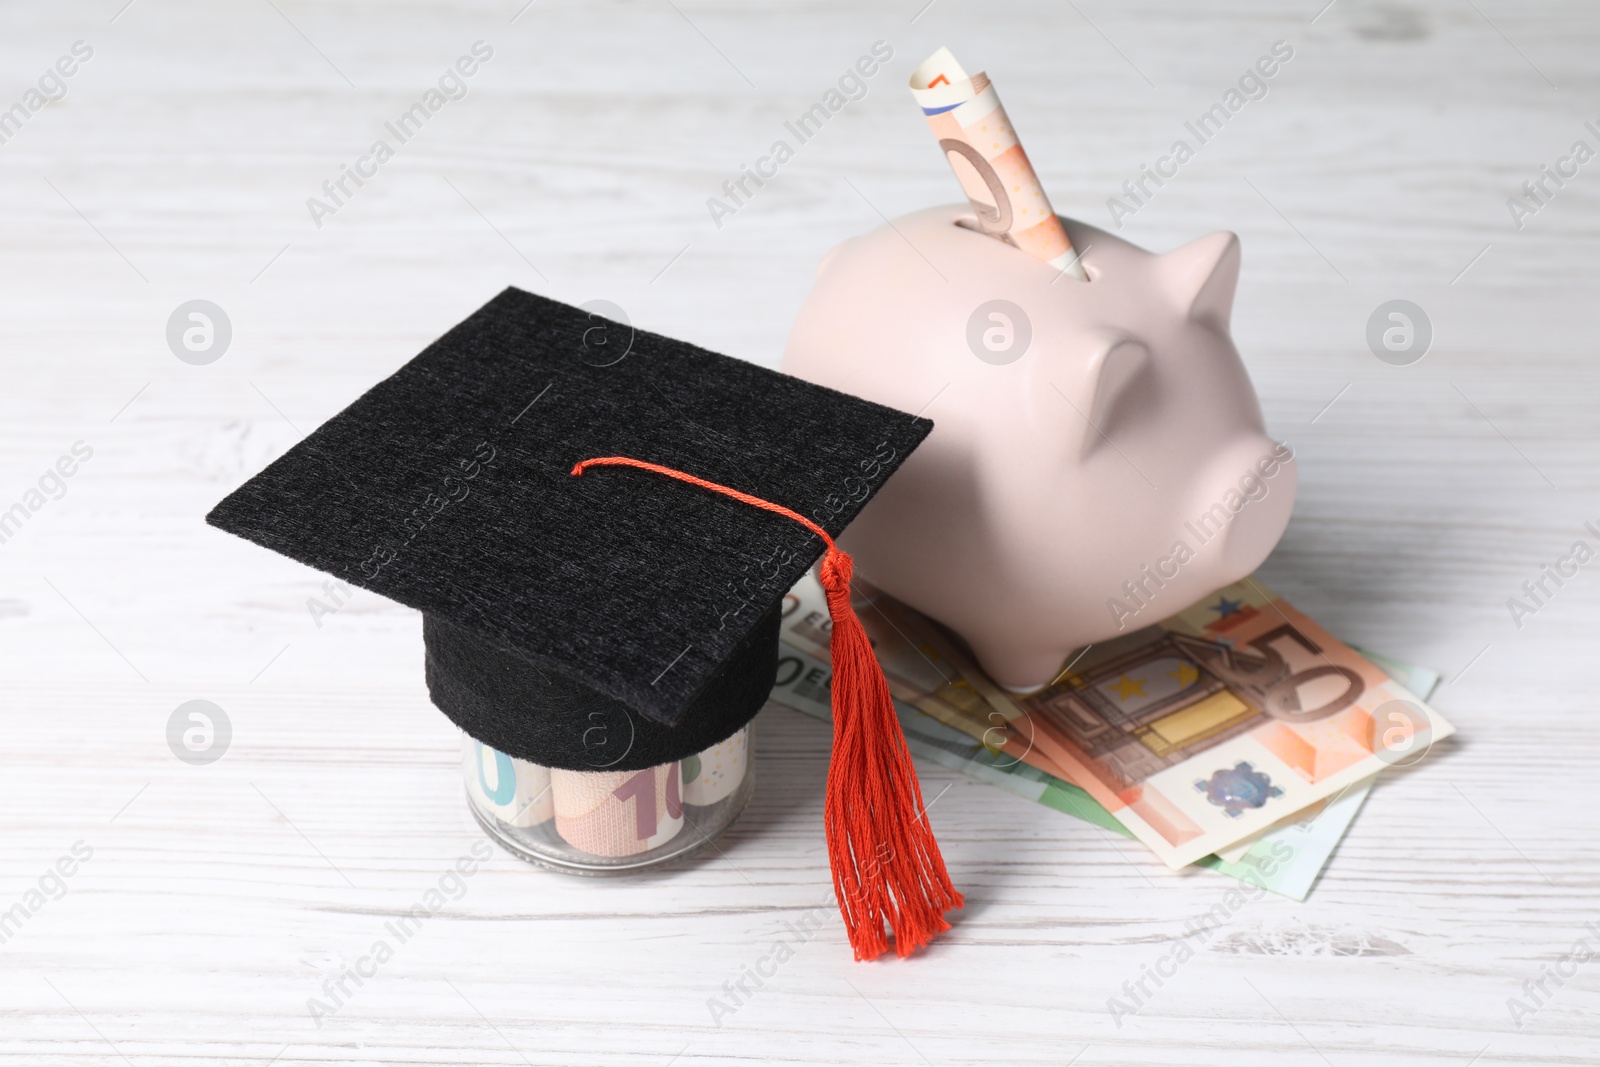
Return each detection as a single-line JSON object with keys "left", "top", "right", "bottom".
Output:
{"left": 463, "top": 726, "right": 753, "bottom": 872}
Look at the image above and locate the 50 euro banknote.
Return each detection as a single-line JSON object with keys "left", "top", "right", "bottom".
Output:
{"left": 768, "top": 637, "right": 1396, "bottom": 900}
{"left": 781, "top": 571, "right": 1454, "bottom": 869}
{"left": 909, "top": 46, "right": 1086, "bottom": 279}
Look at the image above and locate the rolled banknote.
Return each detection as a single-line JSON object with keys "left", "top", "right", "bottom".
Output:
{"left": 910, "top": 46, "right": 1087, "bottom": 279}
{"left": 552, "top": 762, "right": 684, "bottom": 857}
{"left": 464, "top": 737, "right": 554, "bottom": 828}
{"left": 683, "top": 727, "right": 748, "bottom": 806}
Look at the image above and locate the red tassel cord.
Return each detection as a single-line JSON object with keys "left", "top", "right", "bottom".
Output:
{"left": 572, "top": 456, "right": 963, "bottom": 959}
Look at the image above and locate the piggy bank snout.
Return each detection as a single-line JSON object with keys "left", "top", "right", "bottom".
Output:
{"left": 1189, "top": 437, "right": 1297, "bottom": 575}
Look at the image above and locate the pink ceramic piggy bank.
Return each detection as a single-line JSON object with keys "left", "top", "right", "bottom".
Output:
{"left": 782, "top": 205, "right": 1296, "bottom": 690}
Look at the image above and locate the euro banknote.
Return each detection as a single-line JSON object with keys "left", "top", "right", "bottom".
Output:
{"left": 909, "top": 47, "right": 1087, "bottom": 279}
{"left": 858, "top": 578, "right": 1455, "bottom": 868}
{"left": 768, "top": 638, "right": 1380, "bottom": 900}
{"left": 1208, "top": 648, "right": 1441, "bottom": 865}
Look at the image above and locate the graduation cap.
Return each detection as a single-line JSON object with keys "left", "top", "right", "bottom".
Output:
{"left": 208, "top": 287, "right": 962, "bottom": 959}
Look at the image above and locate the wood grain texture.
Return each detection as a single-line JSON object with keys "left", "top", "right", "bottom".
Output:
{"left": 1, "top": 0, "right": 1597, "bottom": 1063}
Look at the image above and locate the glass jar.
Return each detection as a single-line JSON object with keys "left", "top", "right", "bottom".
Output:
{"left": 463, "top": 726, "right": 754, "bottom": 874}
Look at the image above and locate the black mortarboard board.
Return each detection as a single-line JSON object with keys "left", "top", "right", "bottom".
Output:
{"left": 207, "top": 287, "right": 931, "bottom": 772}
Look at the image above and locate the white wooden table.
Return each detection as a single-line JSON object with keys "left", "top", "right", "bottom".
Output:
{"left": 2, "top": 1, "right": 1597, "bottom": 1063}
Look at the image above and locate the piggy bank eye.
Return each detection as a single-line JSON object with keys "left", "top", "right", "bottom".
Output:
{"left": 1081, "top": 339, "right": 1151, "bottom": 461}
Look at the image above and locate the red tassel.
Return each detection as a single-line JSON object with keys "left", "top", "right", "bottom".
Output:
{"left": 817, "top": 548, "right": 964, "bottom": 959}
{"left": 572, "top": 456, "right": 963, "bottom": 960}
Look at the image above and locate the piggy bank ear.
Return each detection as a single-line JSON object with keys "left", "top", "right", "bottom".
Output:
{"left": 1080, "top": 338, "right": 1151, "bottom": 461}
{"left": 1162, "top": 231, "right": 1241, "bottom": 330}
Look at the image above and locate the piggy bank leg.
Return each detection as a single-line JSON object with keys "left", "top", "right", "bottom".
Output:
{"left": 964, "top": 635, "right": 1073, "bottom": 694}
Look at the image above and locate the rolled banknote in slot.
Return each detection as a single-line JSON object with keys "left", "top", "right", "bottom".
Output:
{"left": 551, "top": 762, "right": 685, "bottom": 857}
{"left": 910, "top": 46, "right": 1087, "bottom": 279}
{"left": 463, "top": 736, "right": 554, "bottom": 828}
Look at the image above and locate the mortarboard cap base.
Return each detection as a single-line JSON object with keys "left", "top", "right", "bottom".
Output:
{"left": 423, "top": 604, "right": 779, "bottom": 772}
